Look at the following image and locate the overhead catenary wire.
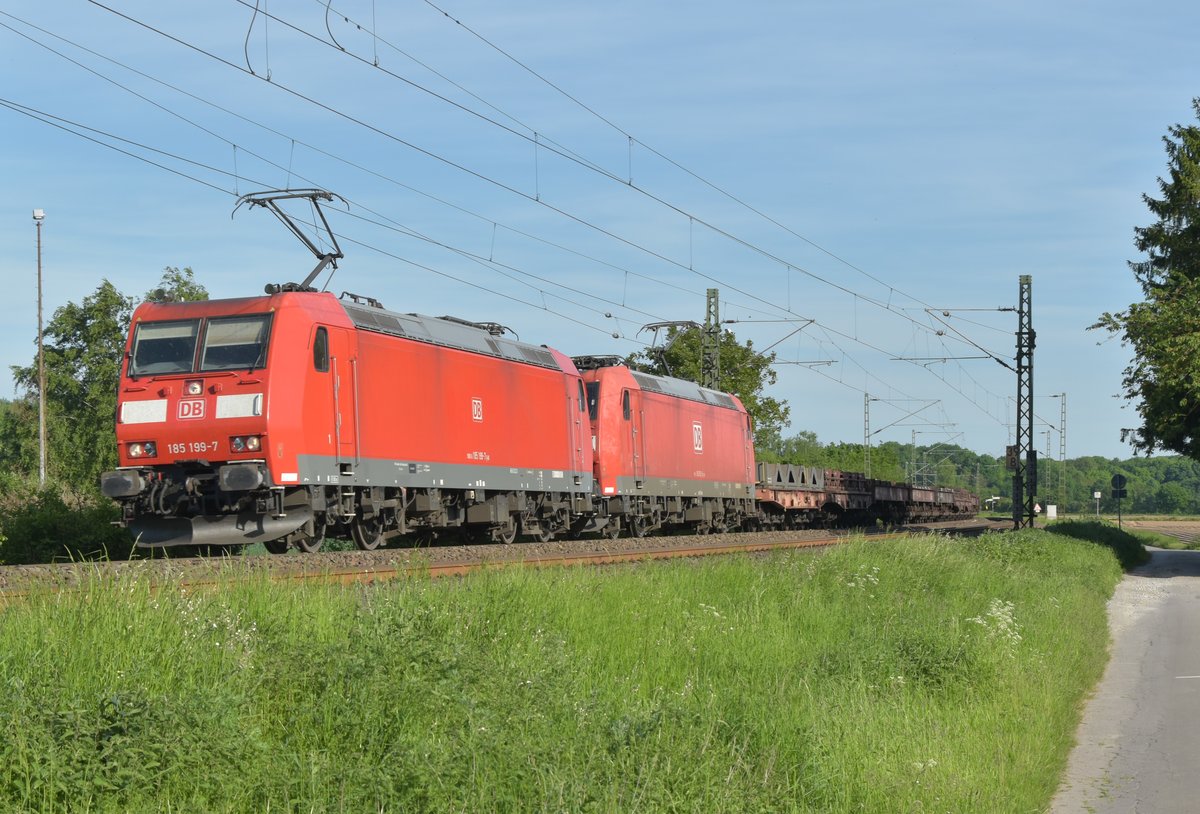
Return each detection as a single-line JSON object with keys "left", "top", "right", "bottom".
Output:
{"left": 4, "top": 15, "right": 998, "bottom": 434}
{"left": 88, "top": 0, "right": 838, "bottom": 337}
{"left": 198, "top": 1, "right": 975, "bottom": 343}
{"left": 80, "top": 0, "right": 1016, "bottom": 382}
{"left": 416, "top": 0, "right": 948, "bottom": 314}
{"left": 408, "top": 0, "right": 1017, "bottom": 420}
{"left": 0, "top": 93, "right": 652, "bottom": 347}
{"left": 29, "top": 5, "right": 967, "bottom": 363}
{"left": 0, "top": 10, "right": 742, "bottom": 316}
{"left": 2, "top": 4, "right": 1019, "bottom": 442}
{"left": 254, "top": 0, "right": 1018, "bottom": 418}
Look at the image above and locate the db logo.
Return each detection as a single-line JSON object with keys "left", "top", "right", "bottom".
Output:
{"left": 692, "top": 421, "right": 703, "bottom": 453}
{"left": 471, "top": 397, "right": 484, "bottom": 423}
{"left": 178, "top": 399, "right": 206, "bottom": 420}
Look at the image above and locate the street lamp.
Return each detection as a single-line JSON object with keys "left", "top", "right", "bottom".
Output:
{"left": 33, "top": 208, "right": 46, "bottom": 485}
{"left": 1049, "top": 393, "right": 1066, "bottom": 513}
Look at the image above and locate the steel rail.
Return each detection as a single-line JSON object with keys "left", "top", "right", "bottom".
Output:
{"left": 0, "top": 521, "right": 996, "bottom": 602}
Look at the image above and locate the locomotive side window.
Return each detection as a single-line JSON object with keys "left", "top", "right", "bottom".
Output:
{"left": 129, "top": 319, "right": 199, "bottom": 376}
{"left": 577, "top": 380, "right": 586, "bottom": 413}
{"left": 585, "top": 382, "right": 600, "bottom": 420}
{"left": 622, "top": 389, "right": 631, "bottom": 420}
{"left": 313, "top": 327, "right": 329, "bottom": 372}
{"left": 200, "top": 315, "right": 272, "bottom": 371}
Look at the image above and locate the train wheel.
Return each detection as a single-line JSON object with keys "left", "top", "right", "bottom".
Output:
{"left": 263, "top": 538, "right": 290, "bottom": 555}
{"left": 351, "top": 515, "right": 385, "bottom": 551}
{"left": 520, "top": 516, "right": 554, "bottom": 543}
{"left": 496, "top": 519, "right": 518, "bottom": 545}
{"left": 602, "top": 518, "right": 621, "bottom": 540}
{"left": 293, "top": 524, "right": 325, "bottom": 553}
{"left": 629, "top": 516, "right": 650, "bottom": 538}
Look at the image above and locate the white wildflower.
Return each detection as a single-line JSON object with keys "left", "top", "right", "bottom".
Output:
{"left": 968, "top": 598, "right": 1022, "bottom": 654}
{"left": 845, "top": 566, "right": 880, "bottom": 590}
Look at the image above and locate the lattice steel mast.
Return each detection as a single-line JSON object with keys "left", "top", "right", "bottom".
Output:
{"left": 702, "top": 288, "right": 721, "bottom": 389}
{"left": 1013, "top": 275, "right": 1036, "bottom": 528}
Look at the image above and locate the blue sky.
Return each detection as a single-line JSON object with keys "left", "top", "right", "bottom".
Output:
{"left": 1, "top": 0, "right": 1197, "bottom": 464}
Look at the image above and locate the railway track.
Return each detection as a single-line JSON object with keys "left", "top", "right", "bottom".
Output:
{"left": 0, "top": 519, "right": 998, "bottom": 602}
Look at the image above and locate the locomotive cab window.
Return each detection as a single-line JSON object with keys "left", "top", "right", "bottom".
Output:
{"left": 129, "top": 319, "right": 200, "bottom": 376}
{"left": 585, "top": 382, "right": 600, "bottom": 420}
{"left": 313, "top": 326, "right": 329, "bottom": 372}
{"left": 577, "top": 380, "right": 586, "bottom": 413}
{"left": 200, "top": 315, "right": 272, "bottom": 372}
{"left": 622, "top": 389, "right": 631, "bottom": 420}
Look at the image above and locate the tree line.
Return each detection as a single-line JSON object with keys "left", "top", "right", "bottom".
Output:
{"left": 0, "top": 268, "right": 206, "bottom": 563}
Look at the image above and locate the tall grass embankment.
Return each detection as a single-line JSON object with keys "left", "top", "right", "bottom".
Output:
{"left": 0, "top": 524, "right": 1137, "bottom": 812}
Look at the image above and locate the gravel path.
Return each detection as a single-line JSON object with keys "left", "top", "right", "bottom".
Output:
{"left": 1050, "top": 544, "right": 1200, "bottom": 813}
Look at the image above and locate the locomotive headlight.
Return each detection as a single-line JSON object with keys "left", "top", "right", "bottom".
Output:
{"left": 185, "top": 379, "right": 203, "bottom": 396}
{"left": 128, "top": 441, "right": 157, "bottom": 459}
{"left": 229, "top": 435, "right": 262, "bottom": 453}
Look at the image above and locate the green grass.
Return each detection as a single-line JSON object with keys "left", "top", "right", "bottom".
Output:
{"left": 0, "top": 527, "right": 1133, "bottom": 812}
{"left": 1127, "top": 529, "right": 1199, "bottom": 550}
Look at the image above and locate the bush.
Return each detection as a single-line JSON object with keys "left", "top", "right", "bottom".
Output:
{"left": 0, "top": 476, "right": 132, "bottom": 564}
{"left": 1045, "top": 520, "right": 1149, "bottom": 570}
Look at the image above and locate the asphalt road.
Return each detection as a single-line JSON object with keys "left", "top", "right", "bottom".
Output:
{"left": 1051, "top": 546, "right": 1200, "bottom": 813}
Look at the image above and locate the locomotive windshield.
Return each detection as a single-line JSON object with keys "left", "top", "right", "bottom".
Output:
{"left": 128, "top": 314, "right": 272, "bottom": 376}
{"left": 200, "top": 315, "right": 272, "bottom": 371}
{"left": 129, "top": 319, "right": 199, "bottom": 376}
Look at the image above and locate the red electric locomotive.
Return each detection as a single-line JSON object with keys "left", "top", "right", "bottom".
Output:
{"left": 574, "top": 357, "right": 757, "bottom": 537}
{"left": 101, "top": 192, "right": 975, "bottom": 554}
{"left": 101, "top": 289, "right": 594, "bottom": 552}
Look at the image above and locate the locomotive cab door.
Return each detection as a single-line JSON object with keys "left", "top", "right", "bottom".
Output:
{"left": 744, "top": 413, "right": 755, "bottom": 487}
{"left": 324, "top": 325, "right": 359, "bottom": 469}
{"left": 623, "top": 388, "right": 646, "bottom": 487}
{"left": 569, "top": 378, "right": 587, "bottom": 486}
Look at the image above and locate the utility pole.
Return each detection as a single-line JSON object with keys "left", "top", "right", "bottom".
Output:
{"left": 701, "top": 288, "right": 720, "bottom": 389}
{"left": 864, "top": 393, "right": 871, "bottom": 478}
{"left": 911, "top": 429, "right": 917, "bottom": 485}
{"left": 1013, "top": 275, "right": 1036, "bottom": 528}
{"left": 33, "top": 208, "right": 46, "bottom": 486}
{"left": 1058, "top": 393, "right": 1067, "bottom": 511}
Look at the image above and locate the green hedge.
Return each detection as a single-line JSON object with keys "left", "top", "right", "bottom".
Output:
{"left": 0, "top": 475, "right": 132, "bottom": 565}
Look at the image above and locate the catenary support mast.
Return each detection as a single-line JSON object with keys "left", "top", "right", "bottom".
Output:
{"left": 702, "top": 288, "right": 720, "bottom": 389}
{"left": 1013, "top": 275, "right": 1036, "bottom": 529}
